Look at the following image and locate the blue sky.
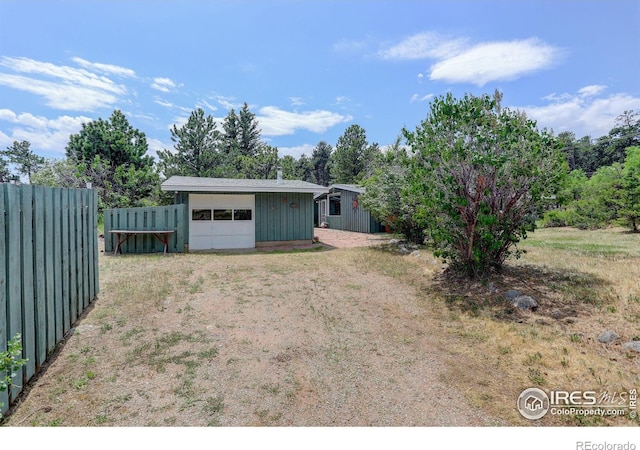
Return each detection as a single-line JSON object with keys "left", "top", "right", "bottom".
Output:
{"left": 1, "top": 0, "right": 639, "bottom": 162}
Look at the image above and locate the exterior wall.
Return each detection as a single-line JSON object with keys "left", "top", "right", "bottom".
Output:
{"left": 175, "top": 191, "right": 314, "bottom": 245}
{"left": 176, "top": 191, "right": 190, "bottom": 240}
{"left": 334, "top": 188, "right": 380, "bottom": 233}
{"left": 326, "top": 215, "right": 342, "bottom": 229}
{"left": 255, "top": 192, "right": 314, "bottom": 242}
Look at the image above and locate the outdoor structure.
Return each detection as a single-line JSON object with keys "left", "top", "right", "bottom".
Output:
{"left": 314, "top": 184, "right": 385, "bottom": 234}
{"left": 161, "top": 172, "right": 328, "bottom": 250}
{"left": 1, "top": 183, "right": 99, "bottom": 415}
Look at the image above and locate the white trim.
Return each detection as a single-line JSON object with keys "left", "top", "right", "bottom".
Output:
{"left": 164, "top": 183, "right": 323, "bottom": 194}
{"left": 329, "top": 184, "right": 365, "bottom": 194}
{"left": 161, "top": 176, "right": 329, "bottom": 194}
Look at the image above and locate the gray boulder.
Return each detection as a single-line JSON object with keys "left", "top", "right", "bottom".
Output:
{"left": 597, "top": 330, "right": 620, "bottom": 344}
{"left": 623, "top": 341, "right": 640, "bottom": 352}
{"left": 512, "top": 295, "right": 538, "bottom": 310}
{"left": 505, "top": 290, "right": 523, "bottom": 300}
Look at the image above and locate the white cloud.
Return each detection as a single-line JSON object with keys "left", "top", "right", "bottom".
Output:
{"left": 429, "top": 39, "right": 561, "bottom": 86}
{"left": 379, "top": 32, "right": 467, "bottom": 60}
{"left": 198, "top": 99, "right": 218, "bottom": 112}
{"left": 1, "top": 57, "right": 127, "bottom": 94}
{"left": 146, "top": 137, "right": 173, "bottom": 159}
{"left": 516, "top": 89, "right": 640, "bottom": 137}
{"left": 215, "top": 95, "right": 241, "bottom": 111}
{"left": 0, "top": 73, "right": 120, "bottom": 111}
{"left": 379, "top": 33, "right": 562, "bottom": 86}
{"left": 0, "top": 108, "right": 91, "bottom": 155}
{"left": 0, "top": 56, "right": 128, "bottom": 111}
{"left": 256, "top": 106, "right": 352, "bottom": 136}
{"left": 289, "top": 97, "right": 305, "bottom": 107}
{"left": 578, "top": 85, "right": 607, "bottom": 97}
{"left": 151, "top": 77, "right": 177, "bottom": 93}
{"left": 71, "top": 57, "right": 136, "bottom": 78}
{"left": 278, "top": 144, "right": 315, "bottom": 159}
{"left": 336, "top": 96, "right": 350, "bottom": 104}
{"left": 410, "top": 93, "right": 434, "bottom": 103}
{"left": 155, "top": 99, "right": 175, "bottom": 108}
{"left": 0, "top": 109, "right": 18, "bottom": 122}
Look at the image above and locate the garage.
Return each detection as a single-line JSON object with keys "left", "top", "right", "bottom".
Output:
{"left": 189, "top": 194, "right": 255, "bottom": 250}
{"left": 161, "top": 175, "right": 329, "bottom": 251}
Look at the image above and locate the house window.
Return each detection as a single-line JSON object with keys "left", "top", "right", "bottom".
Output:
{"left": 214, "top": 209, "right": 233, "bottom": 220}
{"left": 234, "top": 209, "right": 252, "bottom": 221}
{"left": 192, "top": 209, "right": 212, "bottom": 221}
{"left": 329, "top": 196, "right": 341, "bottom": 216}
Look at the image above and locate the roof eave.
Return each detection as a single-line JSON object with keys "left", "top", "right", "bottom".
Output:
{"left": 328, "top": 184, "right": 365, "bottom": 194}
{"left": 161, "top": 184, "right": 329, "bottom": 194}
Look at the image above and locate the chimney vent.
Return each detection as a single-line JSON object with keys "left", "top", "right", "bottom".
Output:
{"left": 277, "top": 167, "right": 283, "bottom": 184}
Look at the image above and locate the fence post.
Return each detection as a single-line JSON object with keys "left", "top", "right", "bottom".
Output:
{"left": 0, "top": 185, "right": 7, "bottom": 415}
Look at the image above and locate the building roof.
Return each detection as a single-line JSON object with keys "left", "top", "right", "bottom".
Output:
{"left": 161, "top": 176, "right": 329, "bottom": 194}
{"left": 314, "top": 184, "right": 365, "bottom": 200}
{"left": 329, "top": 184, "right": 365, "bottom": 194}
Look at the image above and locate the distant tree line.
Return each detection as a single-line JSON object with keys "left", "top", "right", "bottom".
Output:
{"left": 537, "top": 110, "right": 640, "bottom": 232}
{"left": 1, "top": 103, "right": 381, "bottom": 210}
{"left": 2, "top": 95, "right": 638, "bottom": 277}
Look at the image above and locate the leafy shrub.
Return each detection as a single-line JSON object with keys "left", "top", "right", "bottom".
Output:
{"left": 0, "top": 333, "right": 28, "bottom": 418}
{"left": 404, "top": 92, "right": 566, "bottom": 277}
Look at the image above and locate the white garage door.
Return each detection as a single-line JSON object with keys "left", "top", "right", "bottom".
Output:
{"left": 189, "top": 194, "right": 255, "bottom": 250}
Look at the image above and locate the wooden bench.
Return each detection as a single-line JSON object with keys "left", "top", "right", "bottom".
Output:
{"left": 109, "top": 230, "right": 175, "bottom": 255}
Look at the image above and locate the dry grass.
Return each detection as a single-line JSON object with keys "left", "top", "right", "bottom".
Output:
{"left": 3, "top": 244, "right": 489, "bottom": 426}
{"left": 3, "top": 227, "right": 639, "bottom": 427}
{"left": 400, "top": 226, "right": 640, "bottom": 426}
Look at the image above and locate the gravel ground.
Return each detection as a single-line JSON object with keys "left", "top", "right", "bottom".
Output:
{"left": 4, "top": 235, "right": 493, "bottom": 427}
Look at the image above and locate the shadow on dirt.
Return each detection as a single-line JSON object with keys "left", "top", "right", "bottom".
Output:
{"left": 429, "top": 264, "right": 615, "bottom": 323}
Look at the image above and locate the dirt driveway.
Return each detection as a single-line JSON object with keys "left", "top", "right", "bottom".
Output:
{"left": 4, "top": 238, "right": 493, "bottom": 427}
{"left": 313, "top": 228, "right": 391, "bottom": 249}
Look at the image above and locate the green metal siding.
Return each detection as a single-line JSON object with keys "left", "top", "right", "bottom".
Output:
{"left": 174, "top": 191, "right": 314, "bottom": 245}
{"left": 255, "top": 192, "right": 314, "bottom": 242}
{"left": 337, "top": 189, "right": 377, "bottom": 233}
{"left": 326, "top": 216, "right": 342, "bottom": 229}
{"left": 177, "top": 191, "right": 190, "bottom": 240}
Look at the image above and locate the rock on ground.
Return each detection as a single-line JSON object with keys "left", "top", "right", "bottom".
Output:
{"left": 598, "top": 330, "right": 620, "bottom": 344}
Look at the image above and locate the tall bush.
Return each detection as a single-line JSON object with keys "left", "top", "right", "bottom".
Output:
{"left": 405, "top": 92, "right": 565, "bottom": 277}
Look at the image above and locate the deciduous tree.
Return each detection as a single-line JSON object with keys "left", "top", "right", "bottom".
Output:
{"left": 361, "top": 137, "right": 425, "bottom": 243}
{"left": 619, "top": 146, "right": 640, "bottom": 232}
{"left": 405, "top": 91, "right": 565, "bottom": 277}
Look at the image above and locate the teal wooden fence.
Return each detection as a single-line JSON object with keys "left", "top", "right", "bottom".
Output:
{"left": 103, "top": 205, "right": 186, "bottom": 254}
{"left": 1, "top": 184, "right": 99, "bottom": 415}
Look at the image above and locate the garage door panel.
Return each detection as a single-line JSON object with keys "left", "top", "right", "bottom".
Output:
{"left": 189, "top": 194, "right": 255, "bottom": 250}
